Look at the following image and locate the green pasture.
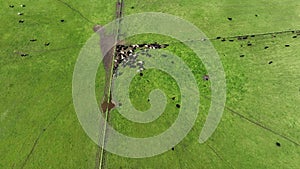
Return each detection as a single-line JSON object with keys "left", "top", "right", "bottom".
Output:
{"left": 0, "top": 0, "right": 113, "bottom": 168}
{"left": 105, "top": 0, "right": 300, "bottom": 169}
{"left": 0, "top": 0, "right": 300, "bottom": 169}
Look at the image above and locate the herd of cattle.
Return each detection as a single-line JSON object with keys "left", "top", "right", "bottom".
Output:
{"left": 113, "top": 43, "right": 169, "bottom": 75}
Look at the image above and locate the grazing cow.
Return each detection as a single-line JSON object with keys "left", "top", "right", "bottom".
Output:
{"left": 9, "top": 5, "right": 14, "bottom": 8}
{"left": 155, "top": 45, "right": 161, "bottom": 49}
{"left": 45, "top": 42, "right": 50, "bottom": 46}
{"left": 255, "top": 14, "right": 258, "bottom": 17}
{"left": 229, "top": 39, "right": 234, "bottom": 42}
{"left": 130, "top": 65, "right": 136, "bottom": 68}
{"left": 240, "top": 55, "right": 245, "bottom": 58}
{"left": 276, "top": 142, "right": 281, "bottom": 147}
{"left": 292, "top": 36, "right": 297, "bottom": 38}
{"left": 60, "top": 19, "right": 65, "bottom": 22}
{"left": 18, "top": 12, "right": 24, "bottom": 15}
{"left": 285, "top": 44, "right": 290, "bottom": 47}
{"left": 264, "top": 46, "right": 269, "bottom": 49}
{"left": 268, "top": 61, "right": 273, "bottom": 64}
{"left": 137, "top": 60, "right": 144, "bottom": 66}
{"left": 228, "top": 17, "right": 232, "bottom": 21}
{"left": 221, "top": 38, "right": 226, "bottom": 42}
{"left": 30, "top": 39, "right": 37, "bottom": 42}
{"left": 216, "top": 37, "right": 221, "bottom": 39}
{"left": 19, "top": 20, "right": 24, "bottom": 23}
{"left": 247, "top": 43, "right": 252, "bottom": 46}
{"left": 242, "top": 36, "right": 248, "bottom": 40}
{"left": 131, "top": 44, "right": 139, "bottom": 48}
{"left": 203, "top": 75, "right": 209, "bottom": 81}
{"left": 120, "top": 55, "right": 125, "bottom": 60}
{"left": 20, "top": 4, "right": 26, "bottom": 7}
{"left": 21, "top": 53, "right": 28, "bottom": 57}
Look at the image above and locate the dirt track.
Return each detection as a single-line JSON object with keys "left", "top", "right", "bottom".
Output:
{"left": 94, "top": 0, "right": 124, "bottom": 169}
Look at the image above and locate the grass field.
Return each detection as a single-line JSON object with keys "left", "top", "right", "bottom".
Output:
{"left": 105, "top": 0, "right": 300, "bottom": 169}
{"left": 0, "top": 0, "right": 113, "bottom": 168}
{"left": 1, "top": 0, "right": 300, "bottom": 169}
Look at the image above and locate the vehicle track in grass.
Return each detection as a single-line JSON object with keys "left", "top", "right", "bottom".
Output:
{"left": 18, "top": 100, "right": 72, "bottom": 169}
{"left": 56, "top": 0, "right": 96, "bottom": 24}
{"left": 201, "top": 95, "right": 300, "bottom": 146}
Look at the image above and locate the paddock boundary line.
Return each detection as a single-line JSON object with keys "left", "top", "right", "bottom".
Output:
{"left": 14, "top": 28, "right": 300, "bottom": 57}
{"left": 166, "top": 29, "right": 300, "bottom": 45}
{"left": 206, "top": 143, "right": 236, "bottom": 169}
{"left": 18, "top": 101, "right": 72, "bottom": 169}
{"left": 96, "top": 1, "right": 125, "bottom": 169}
{"left": 55, "top": 0, "right": 96, "bottom": 24}
{"left": 201, "top": 95, "right": 299, "bottom": 146}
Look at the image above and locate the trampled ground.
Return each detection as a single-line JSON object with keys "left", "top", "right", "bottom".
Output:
{"left": 0, "top": 0, "right": 300, "bottom": 169}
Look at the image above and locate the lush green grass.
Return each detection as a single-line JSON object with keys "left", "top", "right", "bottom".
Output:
{"left": 1, "top": 0, "right": 300, "bottom": 169}
{"left": 0, "top": 0, "right": 114, "bottom": 168}
{"left": 104, "top": 0, "right": 300, "bottom": 169}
